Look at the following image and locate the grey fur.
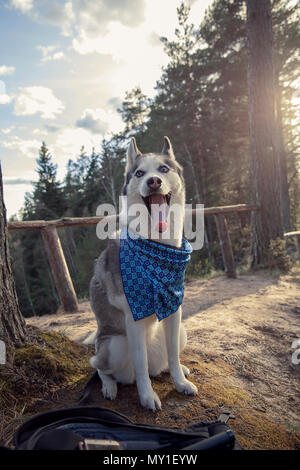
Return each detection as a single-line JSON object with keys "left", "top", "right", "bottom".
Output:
{"left": 122, "top": 157, "right": 141, "bottom": 195}
{"left": 160, "top": 155, "right": 185, "bottom": 187}
{"left": 90, "top": 238, "right": 126, "bottom": 343}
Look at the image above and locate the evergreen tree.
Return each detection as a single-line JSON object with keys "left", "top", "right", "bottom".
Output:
{"left": 246, "top": 0, "right": 283, "bottom": 266}
{"left": 118, "top": 86, "right": 151, "bottom": 138}
{"left": 98, "top": 136, "right": 126, "bottom": 209}
{"left": 16, "top": 143, "right": 66, "bottom": 316}
{"left": 24, "top": 142, "right": 66, "bottom": 220}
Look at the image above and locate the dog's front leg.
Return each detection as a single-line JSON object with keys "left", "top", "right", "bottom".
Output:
{"left": 163, "top": 307, "right": 198, "bottom": 396}
{"left": 125, "top": 313, "right": 162, "bottom": 411}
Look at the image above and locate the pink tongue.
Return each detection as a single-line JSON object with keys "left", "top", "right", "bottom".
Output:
{"left": 149, "top": 194, "right": 168, "bottom": 233}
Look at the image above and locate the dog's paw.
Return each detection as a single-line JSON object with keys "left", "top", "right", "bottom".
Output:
{"left": 181, "top": 364, "right": 190, "bottom": 377}
{"left": 140, "top": 389, "right": 162, "bottom": 411}
{"left": 175, "top": 379, "right": 198, "bottom": 396}
{"left": 101, "top": 379, "right": 117, "bottom": 400}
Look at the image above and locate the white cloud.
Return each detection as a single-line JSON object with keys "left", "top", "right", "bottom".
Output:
{"left": 7, "top": 0, "right": 213, "bottom": 107}
{"left": 69, "top": 0, "right": 210, "bottom": 98}
{"left": 51, "top": 127, "right": 102, "bottom": 177}
{"left": 0, "top": 94, "right": 12, "bottom": 105}
{"left": 1, "top": 126, "right": 15, "bottom": 135}
{"left": 55, "top": 127, "right": 100, "bottom": 157}
{"left": 41, "top": 0, "right": 145, "bottom": 37}
{"left": 71, "top": 21, "right": 169, "bottom": 98}
{"left": 0, "top": 65, "right": 16, "bottom": 76}
{"left": 52, "top": 51, "right": 65, "bottom": 61}
{"left": 32, "top": 128, "right": 47, "bottom": 135}
{"left": 37, "top": 45, "right": 66, "bottom": 63}
{"left": 72, "top": 22, "right": 152, "bottom": 60}
{"left": 14, "top": 86, "right": 65, "bottom": 119}
{"left": 41, "top": 1, "right": 75, "bottom": 37}
{"left": 3, "top": 182, "right": 35, "bottom": 218}
{"left": 1, "top": 135, "right": 41, "bottom": 159}
{"left": 10, "top": 0, "right": 33, "bottom": 13}
{"left": 3, "top": 177, "right": 33, "bottom": 184}
{"left": 0, "top": 80, "right": 12, "bottom": 104}
{"left": 76, "top": 108, "right": 123, "bottom": 135}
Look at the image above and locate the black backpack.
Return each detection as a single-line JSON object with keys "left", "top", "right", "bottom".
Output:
{"left": 12, "top": 406, "right": 242, "bottom": 451}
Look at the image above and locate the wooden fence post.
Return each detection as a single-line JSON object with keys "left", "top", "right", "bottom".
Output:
{"left": 214, "top": 214, "right": 237, "bottom": 278}
{"left": 41, "top": 225, "right": 79, "bottom": 313}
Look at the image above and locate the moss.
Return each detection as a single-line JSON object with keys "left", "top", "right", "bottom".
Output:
{"left": 14, "top": 345, "right": 65, "bottom": 382}
{"left": 13, "top": 330, "right": 89, "bottom": 384}
{"left": 231, "top": 409, "right": 300, "bottom": 450}
{"left": 0, "top": 326, "right": 91, "bottom": 446}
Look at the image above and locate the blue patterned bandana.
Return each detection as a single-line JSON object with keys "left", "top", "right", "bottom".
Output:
{"left": 119, "top": 229, "right": 192, "bottom": 321}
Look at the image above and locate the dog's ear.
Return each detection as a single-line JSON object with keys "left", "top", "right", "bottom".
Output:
{"left": 126, "top": 137, "right": 142, "bottom": 169}
{"left": 161, "top": 136, "right": 175, "bottom": 159}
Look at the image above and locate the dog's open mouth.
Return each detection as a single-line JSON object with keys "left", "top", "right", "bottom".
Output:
{"left": 142, "top": 192, "right": 171, "bottom": 233}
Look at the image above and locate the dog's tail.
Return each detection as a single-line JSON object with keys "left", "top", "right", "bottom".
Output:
{"left": 82, "top": 330, "right": 97, "bottom": 345}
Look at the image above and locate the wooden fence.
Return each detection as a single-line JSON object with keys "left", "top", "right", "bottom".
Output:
{"left": 8, "top": 204, "right": 259, "bottom": 313}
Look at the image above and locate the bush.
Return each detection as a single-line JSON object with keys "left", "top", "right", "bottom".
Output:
{"left": 267, "top": 238, "right": 292, "bottom": 273}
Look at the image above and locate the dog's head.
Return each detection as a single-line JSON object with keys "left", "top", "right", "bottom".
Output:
{"left": 122, "top": 137, "right": 185, "bottom": 229}
{"left": 121, "top": 137, "right": 185, "bottom": 235}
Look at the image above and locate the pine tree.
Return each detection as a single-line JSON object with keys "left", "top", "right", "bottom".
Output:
{"left": 246, "top": 0, "right": 283, "bottom": 266}
{"left": 118, "top": 86, "right": 151, "bottom": 138}
{"left": 63, "top": 147, "right": 91, "bottom": 217}
{"left": 98, "top": 136, "right": 126, "bottom": 209}
{"left": 17, "top": 143, "right": 66, "bottom": 316}
{"left": 83, "top": 149, "right": 102, "bottom": 214}
{"left": 24, "top": 142, "right": 66, "bottom": 220}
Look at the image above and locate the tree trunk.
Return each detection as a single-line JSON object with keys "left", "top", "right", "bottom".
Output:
{"left": 183, "top": 141, "right": 201, "bottom": 204}
{"left": 246, "top": 0, "right": 283, "bottom": 267}
{"left": 274, "top": 67, "right": 291, "bottom": 233}
{"left": 196, "top": 143, "right": 214, "bottom": 252}
{"left": 183, "top": 141, "right": 212, "bottom": 260}
{"left": 0, "top": 164, "right": 27, "bottom": 345}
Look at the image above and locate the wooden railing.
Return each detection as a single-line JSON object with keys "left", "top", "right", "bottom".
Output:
{"left": 8, "top": 204, "right": 259, "bottom": 313}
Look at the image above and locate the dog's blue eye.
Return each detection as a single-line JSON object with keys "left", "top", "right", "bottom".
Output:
{"left": 159, "top": 166, "right": 169, "bottom": 173}
{"left": 135, "top": 170, "right": 145, "bottom": 178}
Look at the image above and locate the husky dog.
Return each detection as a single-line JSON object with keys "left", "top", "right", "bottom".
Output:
{"left": 86, "top": 137, "right": 197, "bottom": 411}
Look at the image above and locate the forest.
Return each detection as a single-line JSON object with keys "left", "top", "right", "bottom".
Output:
{"left": 8, "top": 0, "right": 299, "bottom": 317}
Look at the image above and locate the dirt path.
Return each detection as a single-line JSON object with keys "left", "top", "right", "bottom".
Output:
{"left": 27, "top": 269, "right": 300, "bottom": 448}
{"left": 183, "top": 271, "right": 300, "bottom": 430}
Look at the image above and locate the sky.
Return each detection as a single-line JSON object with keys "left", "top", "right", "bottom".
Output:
{"left": 0, "top": 0, "right": 213, "bottom": 218}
